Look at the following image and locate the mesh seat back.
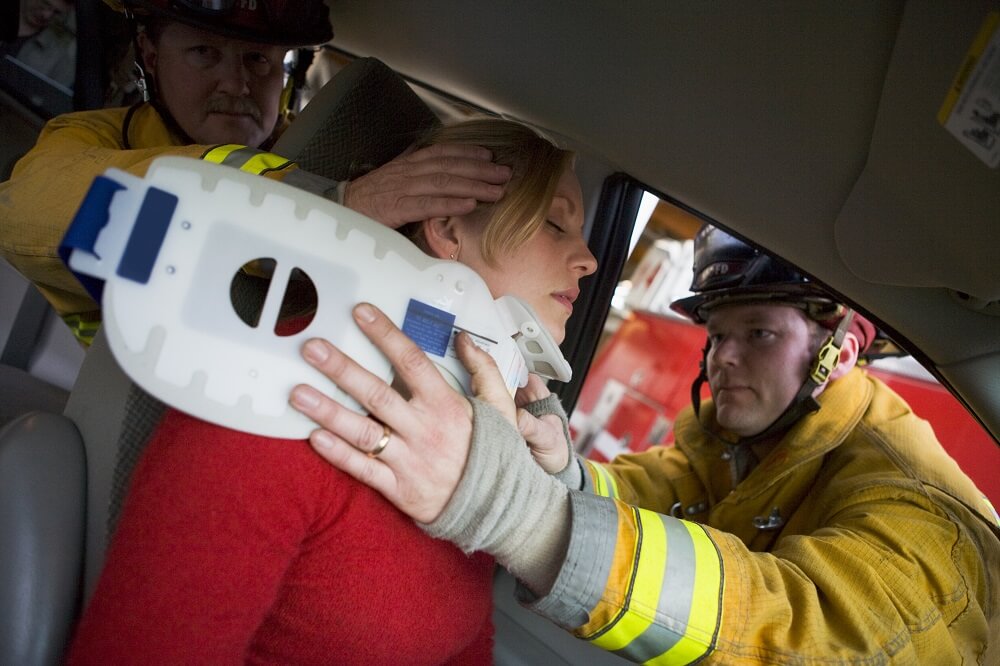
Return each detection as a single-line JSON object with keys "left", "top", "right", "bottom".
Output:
{"left": 273, "top": 56, "right": 441, "bottom": 181}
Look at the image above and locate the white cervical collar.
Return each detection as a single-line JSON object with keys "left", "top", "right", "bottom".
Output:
{"left": 62, "top": 157, "right": 571, "bottom": 438}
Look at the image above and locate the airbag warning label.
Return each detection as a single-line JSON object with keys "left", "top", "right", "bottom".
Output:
{"left": 939, "top": 12, "right": 1000, "bottom": 168}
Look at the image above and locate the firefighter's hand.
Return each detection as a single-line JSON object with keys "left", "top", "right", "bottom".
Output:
{"left": 289, "top": 303, "right": 518, "bottom": 524}
{"left": 342, "top": 143, "right": 511, "bottom": 228}
{"left": 515, "top": 376, "right": 571, "bottom": 473}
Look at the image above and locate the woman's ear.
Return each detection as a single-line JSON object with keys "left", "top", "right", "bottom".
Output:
{"left": 422, "top": 216, "right": 462, "bottom": 260}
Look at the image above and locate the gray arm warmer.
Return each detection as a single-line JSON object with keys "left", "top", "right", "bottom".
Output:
{"left": 421, "top": 398, "right": 571, "bottom": 595}
{"left": 520, "top": 394, "right": 585, "bottom": 490}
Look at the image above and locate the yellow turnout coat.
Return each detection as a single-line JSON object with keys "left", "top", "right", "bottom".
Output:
{"left": 531, "top": 368, "right": 1000, "bottom": 664}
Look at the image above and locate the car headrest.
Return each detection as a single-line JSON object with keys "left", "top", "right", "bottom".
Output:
{"left": 273, "top": 56, "right": 441, "bottom": 182}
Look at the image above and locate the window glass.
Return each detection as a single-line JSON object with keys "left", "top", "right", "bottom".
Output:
{"left": 0, "top": 1, "right": 76, "bottom": 118}
{"left": 570, "top": 190, "right": 1000, "bottom": 506}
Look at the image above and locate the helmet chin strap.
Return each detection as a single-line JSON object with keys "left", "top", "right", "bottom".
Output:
{"left": 691, "top": 308, "right": 855, "bottom": 447}
{"left": 122, "top": 4, "right": 153, "bottom": 103}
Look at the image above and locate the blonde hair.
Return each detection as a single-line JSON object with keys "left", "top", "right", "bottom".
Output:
{"left": 406, "top": 117, "right": 574, "bottom": 264}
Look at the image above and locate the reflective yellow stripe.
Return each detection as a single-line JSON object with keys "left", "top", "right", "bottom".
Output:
{"left": 590, "top": 506, "right": 667, "bottom": 653}
{"left": 241, "top": 150, "right": 293, "bottom": 175}
{"left": 62, "top": 313, "right": 101, "bottom": 346}
{"left": 201, "top": 144, "right": 242, "bottom": 165}
{"left": 584, "top": 504, "right": 722, "bottom": 664}
{"left": 586, "top": 460, "right": 620, "bottom": 499}
{"left": 649, "top": 522, "right": 723, "bottom": 664}
{"left": 201, "top": 144, "right": 294, "bottom": 175}
{"left": 576, "top": 499, "right": 643, "bottom": 638}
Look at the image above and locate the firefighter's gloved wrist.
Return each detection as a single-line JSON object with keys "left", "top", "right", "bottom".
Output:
{"left": 522, "top": 393, "right": 575, "bottom": 477}
{"left": 421, "top": 398, "right": 570, "bottom": 594}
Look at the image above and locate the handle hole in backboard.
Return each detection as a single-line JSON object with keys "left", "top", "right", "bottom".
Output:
{"left": 229, "top": 259, "right": 318, "bottom": 335}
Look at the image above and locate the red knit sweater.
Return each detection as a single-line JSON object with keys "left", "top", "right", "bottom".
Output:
{"left": 68, "top": 409, "right": 495, "bottom": 665}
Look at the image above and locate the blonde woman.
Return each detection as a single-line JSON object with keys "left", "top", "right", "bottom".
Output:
{"left": 69, "top": 118, "right": 596, "bottom": 665}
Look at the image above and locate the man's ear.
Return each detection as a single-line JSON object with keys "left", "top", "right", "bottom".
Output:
{"left": 136, "top": 31, "right": 157, "bottom": 75}
{"left": 828, "top": 332, "right": 860, "bottom": 381}
{"left": 422, "top": 216, "right": 461, "bottom": 260}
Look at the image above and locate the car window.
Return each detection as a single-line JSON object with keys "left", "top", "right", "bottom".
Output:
{"left": 569, "top": 190, "right": 1000, "bottom": 506}
{"left": 0, "top": 4, "right": 76, "bottom": 120}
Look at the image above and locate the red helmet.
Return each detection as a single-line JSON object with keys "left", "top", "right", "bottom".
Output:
{"left": 109, "top": 0, "right": 332, "bottom": 47}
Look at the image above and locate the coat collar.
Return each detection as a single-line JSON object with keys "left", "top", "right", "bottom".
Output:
{"left": 675, "top": 367, "right": 873, "bottom": 497}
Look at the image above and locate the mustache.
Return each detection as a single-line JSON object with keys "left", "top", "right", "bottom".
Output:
{"left": 204, "top": 96, "right": 262, "bottom": 123}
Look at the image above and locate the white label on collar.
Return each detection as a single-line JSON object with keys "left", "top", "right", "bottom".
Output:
{"left": 63, "top": 156, "right": 570, "bottom": 439}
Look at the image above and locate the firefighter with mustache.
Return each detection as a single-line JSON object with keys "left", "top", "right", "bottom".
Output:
{"left": 0, "top": 0, "right": 511, "bottom": 345}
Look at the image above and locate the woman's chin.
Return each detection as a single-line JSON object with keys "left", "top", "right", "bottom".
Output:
{"left": 547, "top": 322, "right": 566, "bottom": 345}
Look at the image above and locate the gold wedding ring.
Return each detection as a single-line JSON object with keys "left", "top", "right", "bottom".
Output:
{"left": 368, "top": 423, "right": 392, "bottom": 458}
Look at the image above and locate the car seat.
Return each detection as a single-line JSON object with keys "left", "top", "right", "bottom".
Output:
{"left": 0, "top": 284, "right": 71, "bottom": 427}
{"left": 0, "top": 56, "right": 440, "bottom": 665}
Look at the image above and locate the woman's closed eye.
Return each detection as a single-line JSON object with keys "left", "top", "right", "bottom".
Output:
{"left": 546, "top": 220, "right": 566, "bottom": 234}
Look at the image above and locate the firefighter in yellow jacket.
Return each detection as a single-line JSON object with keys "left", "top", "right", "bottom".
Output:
{"left": 0, "top": 0, "right": 510, "bottom": 344}
{"left": 289, "top": 224, "right": 1000, "bottom": 664}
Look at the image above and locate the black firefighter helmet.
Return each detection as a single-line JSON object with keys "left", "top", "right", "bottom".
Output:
{"left": 108, "top": 0, "right": 333, "bottom": 47}
{"left": 669, "top": 224, "right": 878, "bottom": 444}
